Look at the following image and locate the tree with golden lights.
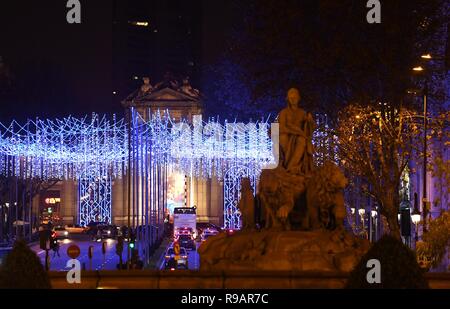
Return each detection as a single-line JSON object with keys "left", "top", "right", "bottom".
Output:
{"left": 336, "top": 104, "right": 423, "bottom": 239}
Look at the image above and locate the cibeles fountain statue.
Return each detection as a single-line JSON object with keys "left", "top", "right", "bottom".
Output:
{"left": 198, "top": 88, "right": 369, "bottom": 273}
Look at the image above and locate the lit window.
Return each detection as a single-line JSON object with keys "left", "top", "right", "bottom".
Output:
{"left": 129, "top": 21, "right": 149, "bottom": 27}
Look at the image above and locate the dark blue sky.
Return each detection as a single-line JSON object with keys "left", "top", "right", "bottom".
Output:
{"left": 0, "top": 0, "right": 236, "bottom": 122}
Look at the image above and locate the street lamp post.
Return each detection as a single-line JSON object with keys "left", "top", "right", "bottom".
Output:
{"left": 370, "top": 208, "right": 377, "bottom": 242}
{"left": 350, "top": 206, "right": 356, "bottom": 234}
{"left": 358, "top": 207, "right": 366, "bottom": 238}
{"left": 422, "top": 81, "right": 428, "bottom": 233}
{"left": 411, "top": 193, "right": 421, "bottom": 245}
{"left": 414, "top": 53, "right": 447, "bottom": 233}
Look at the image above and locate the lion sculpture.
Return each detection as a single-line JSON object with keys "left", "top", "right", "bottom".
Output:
{"left": 258, "top": 168, "right": 304, "bottom": 230}
{"left": 305, "top": 161, "right": 348, "bottom": 230}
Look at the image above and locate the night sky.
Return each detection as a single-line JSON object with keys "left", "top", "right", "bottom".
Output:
{"left": 1, "top": 1, "right": 446, "bottom": 123}
{"left": 0, "top": 0, "right": 235, "bottom": 122}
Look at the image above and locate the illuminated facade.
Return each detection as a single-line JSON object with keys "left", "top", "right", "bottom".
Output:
{"left": 121, "top": 77, "right": 273, "bottom": 227}
{"left": 0, "top": 77, "right": 273, "bottom": 238}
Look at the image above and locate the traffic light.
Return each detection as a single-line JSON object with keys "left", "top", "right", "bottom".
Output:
{"left": 129, "top": 233, "right": 136, "bottom": 249}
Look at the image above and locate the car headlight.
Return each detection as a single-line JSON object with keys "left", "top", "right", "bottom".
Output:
{"left": 64, "top": 231, "right": 68, "bottom": 236}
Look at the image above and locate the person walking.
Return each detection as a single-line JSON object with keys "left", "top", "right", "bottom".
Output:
{"left": 52, "top": 239, "right": 60, "bottom": 258}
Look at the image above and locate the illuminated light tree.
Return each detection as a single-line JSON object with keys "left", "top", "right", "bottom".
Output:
{"left": 336, "top": 104, "right": 422, "bottom": 239}
{"left": 1, "top": 110, "right": 275, "bottom": 234}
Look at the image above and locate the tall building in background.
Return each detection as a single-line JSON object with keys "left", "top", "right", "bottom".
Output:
{"left": 112, "top": 0, "right": 202, "bottom": 102}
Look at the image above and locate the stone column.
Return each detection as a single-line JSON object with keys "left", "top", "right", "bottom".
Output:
{"left": 209, "top": 176, "right": 223, "bottom": 226}
{"left": 61, "top": 180, "right": 76, "bottom": 225}
{"left": 112, "top": 177, "right": 125, "bottom": 226}
{"left": 194, "top": 177, "right": 210, "bottom": 222}
{"left": 122, "top": 172, "right": 129, "bottom": 227}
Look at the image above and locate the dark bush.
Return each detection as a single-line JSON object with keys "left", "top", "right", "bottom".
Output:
{"left": 346, "top": 235, "right": 429, "bottom": 289}
{"left": 0, "top": 240, "right": 51, "bottom": 289}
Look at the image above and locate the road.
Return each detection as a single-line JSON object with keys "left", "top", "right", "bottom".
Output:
{"left": 29, "top": 234, "right": 202, "bottom": 271}
{"left": 159, "top": 240, "right": 201, "bottom": 270}
{"left": 30, "top": 234, "right": 120, "bottom": 271}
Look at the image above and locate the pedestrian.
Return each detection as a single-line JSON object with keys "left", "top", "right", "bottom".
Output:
{"left": 52, "top": 239, "right": 60, "bottom": 258}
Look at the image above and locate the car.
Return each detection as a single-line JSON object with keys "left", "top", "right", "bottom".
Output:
{"left": 224, "top": 228, "right": 236, "bottom": 236}
{"left": 52, "top": 226, "right": 69, "bottom": 239}
{"left": 86, "top": 221, "right": 107, "bottom": 233}
{"left": 65, "top": 224, "right": 86, "bottom": 234}
{"left": 201, "top": 228, "right": 219, "bottom": 242}
{"left": 164, "top": 247, "right": 188, "bottom": 270}
{"left": 176, "top": 233, "right": 196, "bottom": 250}
{"left": 93, "top": 225, "right": 118, "bottom": 240}
{"left": 86, "top": 222, "right": 110, "bottom": 237}
{"left": 196, "top": 223, "right": 221, "bottom": 236}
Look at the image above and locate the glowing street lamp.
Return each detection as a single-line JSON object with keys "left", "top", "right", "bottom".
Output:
{"left": 358, "top": 207, "right": 366, "bottom": 238}
{"left": 371, "top": 209, "right": 377, "bottom": 218}
{"left": 412, "top": 193, "right": 421, "bottom": 243}
{"left": 358, "top": 208, "right": 366, "bottom": 217}
{"left": 411, "top": 209, "right": 421, "bottom": 225}
{"left": 412, "top": 66, "right": 425, "bottom": 72}
{"left": 421, "top": 54, "right": 432, "bottom": 60}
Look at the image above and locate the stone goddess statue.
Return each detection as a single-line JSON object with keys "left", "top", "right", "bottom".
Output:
{"left": 278, "top": 88, "right": 314, "bottom": 175}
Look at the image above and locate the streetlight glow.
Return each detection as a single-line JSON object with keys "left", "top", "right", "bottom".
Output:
{"left": 129, "top": 21, "right": 149, "bottom": 27}
{"left": 412, "top": 66, "right": 424, "bottom": 72}
{"left": 421, "top": 54, "right": 432, "bottom": 59}
{"left": 411, "top": 212, "right": 421, "bottom": 225}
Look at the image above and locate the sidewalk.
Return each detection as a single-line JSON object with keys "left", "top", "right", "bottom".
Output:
{"left": 147, "top": 237, "right": 172, "bottom": 269}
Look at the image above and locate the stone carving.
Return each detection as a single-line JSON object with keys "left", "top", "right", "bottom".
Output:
{"left": 198, "top": 228, "right": 369, "bottom": 272}
{"left": 199, "top": 87, "right": 369, "bottom": 273}
{"left": 180, "top": 77, "right": 200, "bottom": 97}
{"left": 305, "top": 161, "right": 348, "bottom": 230}
{"left": 257, "top": 161, "right": 346, "bottom": 231}
{"left": 238, "top": 178, "right": 255, "bottom": 230}
{"left": 140, "top": 77, "right": 153, "bottom": 94}
{"left": 258, "top": 167, "right": 305, "bottom": 230}
{"left": 278, "top": 88, "right": 315, "bottom": 175}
